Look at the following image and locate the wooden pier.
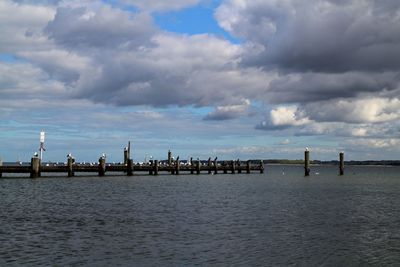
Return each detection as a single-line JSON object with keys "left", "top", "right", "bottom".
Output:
{"left": 0, "top": 153, "right": 264, "bottom": 178}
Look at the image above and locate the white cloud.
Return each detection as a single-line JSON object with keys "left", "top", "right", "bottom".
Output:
{"left": 204, "top": 99, "right": 251, "bottom": 120}
{"left": 270, "top": 106, "right": 310, "bottom": 126}
{"left": 304, "top": 97, "right": 400, "bottom": 123}
{"left": 0, "top": 0, "right": 55, "bottom": 53}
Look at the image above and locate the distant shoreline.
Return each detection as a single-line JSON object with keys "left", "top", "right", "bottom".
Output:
{"left": 261, "top": 160, "right": 400, "bottom": 166}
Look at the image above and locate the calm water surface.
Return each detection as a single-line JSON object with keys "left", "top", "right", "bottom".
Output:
{"left": 1, "top": 165, "right": 400, "bottom": 266}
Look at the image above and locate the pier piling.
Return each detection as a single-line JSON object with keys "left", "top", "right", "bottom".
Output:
{"left": 67, "top": 156, "right": 74, "bottom": 177}
{"left": 30, "top": 157, "right": 41, "bottom": 178}
{"left": 127, "top": 159, "right": 133, "bottom": 176}
{"left": 124, "top": 148, "right": 128, "bottom": 165}
{"left": 246, "top": 160, "right": 251, "bottom": 174}
{"left": 214, "top": 158, "right": 218, "bottom": 174}
{"left": 304, "top": 149, "right": 310, "bottom": 176}
{"left": 208, "top": 157, "right": 212, "bottom": 174}
{"left": 149, "top": 160, "right": 153, "bottom": 175}
{"left": 98, "top": 157, "right": 106, "bottom": 177}
{"left": 223, "top": 161, "right": 228, "bottom": 174}
{"left": 339, "top": 152, "right": 344, "bottom": 176}
{"left": 260, "top": 160, "right": 264, "bottom": 174}
{"left": 175, "top": 158, "right": 180, "bottom": 175}
{"left": 154, "top": 160, "right": 159, "bottom": 175}
{"left": 231, "top": 160, "right": 235, "bottom": 174}
{"left": 196, "top": 160, "right": 201, "bottom": 175}
{"left": 190, "top": 157, "right": 194, "bottom": 174}
{"left": 237, "top": 160, "right": 242, "bottom": 174}
{"left": 168, "top": 150, "right": 172, "bottom": 166}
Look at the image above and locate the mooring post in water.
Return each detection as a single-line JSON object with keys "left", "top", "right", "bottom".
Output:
{"left": 149, "top": 160, "right": 153, "bottom": 175}
{"left": 67, "top": 155, "right": 75, "bottom": 177}
{"left": 127, "top": 141, "right": 131, "bottom": 162}
{"left": 231, "top": 160, "right": 235, "bottom": 174}
{"left": 0, "top": 158, "right": 2, "bottom": 178}
{"left": 98, "top": 156, "right": 106, "bottom": 177}
{"left": 124, "top": 147, "right": 128, "bottom": 165}
{"left": 259, "top": 160, "right": 264, "bottom": 174}
{"left": 208, "top": 157, "right": 212, "bottom": 174}
{"left": 246, "top": 160, "right": 251, "bottom": 174}
{"left": 223, "top": 161, "right": 228, "bottom": 174}
{"left": 30, "top": 157, "right": 40, "bottom": 178}
{"left": 237, "top": 159, "right": 242, "bottom": 174}
{"left": 339, "top": 152, "right": 344, "bottom": 176}
{"left": 175, "top": 157, "right": 180, "bottom": 175}
{"left": 168, "top": 150, "right": 172, "bottom": 166}
{"left": 127, "top": 159, "right": 133, "bottom": 176}
{"left": 196, "top": 159, "right": 201, "bottom": 175}
{"left": 154, "top": 160, "right": 159, "bottom": 175}
{"left": 214, "top": 157, "right": 218, "bottom": 174}
{"left": 304, "top": 149, "right": 310, "bottom": 176}
{"left": 190, "top": 157, "right": 194, "bottom": 174}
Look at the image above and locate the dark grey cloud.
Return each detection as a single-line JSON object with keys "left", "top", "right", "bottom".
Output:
{"left": 217, "top": 0, "right": 400, "bottom": 73}
{"left": 265, "top": 72, "right": 399, "bottom": 104}
{"left": 45, "top": 6, "right": 157, "bottom": 49}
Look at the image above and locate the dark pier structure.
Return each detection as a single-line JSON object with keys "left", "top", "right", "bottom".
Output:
{"left": 0, "top": 145, "right": 264, "bottom": 178}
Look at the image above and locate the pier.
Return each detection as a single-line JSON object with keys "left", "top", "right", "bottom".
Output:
{"left": 0, "top": 159, "right": 263, "bottom": 178}
{"left": 0, "top": 147, "right": 264, "bottom": 178}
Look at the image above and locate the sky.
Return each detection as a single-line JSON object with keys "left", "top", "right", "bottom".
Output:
{"left": 1, "top": 0, "right": 400, "bottom": 162}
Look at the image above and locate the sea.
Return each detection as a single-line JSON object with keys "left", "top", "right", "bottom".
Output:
{"left": 1, "top": 165, "right": 399, "bottom": 266}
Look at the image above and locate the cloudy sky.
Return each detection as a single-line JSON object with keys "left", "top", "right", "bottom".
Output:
{"left": 1, "top": 0, "right": 400, "bottom": 162}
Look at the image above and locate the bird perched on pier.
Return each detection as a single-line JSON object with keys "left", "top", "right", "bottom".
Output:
{"left": 33, "top": 152, "right": 38, "bottom": 157}
{"left": 214, "top": 157, "right": 218, "bottom": 161}
{"left": 176, "top": 156, "right": 179, "bottom": 161}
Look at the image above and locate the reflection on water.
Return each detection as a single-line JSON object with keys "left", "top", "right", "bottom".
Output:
{"left": 1, "top": 165, "right": 400, "bottom": 265}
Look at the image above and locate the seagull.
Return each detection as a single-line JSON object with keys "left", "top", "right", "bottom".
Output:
{"left": 305, "top": 147, "right": 309, "bottom": 151}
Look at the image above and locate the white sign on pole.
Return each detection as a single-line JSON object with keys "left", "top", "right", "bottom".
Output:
{"left": 40, "top": 131, "right": 45, "bottom": 143}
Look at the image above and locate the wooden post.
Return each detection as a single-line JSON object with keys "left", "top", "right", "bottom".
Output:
{"left": 154, "top": 160, "right": 159, "bottom": 175}
{"left": 0, "top": 158, "right": 2, "bottom": 178}
{"left": 127, "top": 159, "right": 133, "bottom": 176}
{"left": 175, "top": 158, "right": 180, "bottom": 175}
{"left": 98, "top": 157, "right": 106, "bottom": 177}
{"left": 149, "top": 160, "right": 153, "bottom": 175}
{"left": 223, "top": 161, "right": 228, "bottom": 174}
{"left": 246, "top": 160, "right": 251, "bottom": 174}
{"left": 30, "top": 157, "right": 40, "bottom": 178}
{"left": 304, "top": 150, "right": 310, "bottom": 176}
{"left": 67, "top": 157, "right": 74, "bottom": 177}
{"left": 237, "top": 160, "right": 242, "bottom": 174}
{"left": 259, "top": 160, "right": 264, "bottom": 174}
{"left": 231, "top": 160, "right": 235, "bottom": 174}
{"left": 214, "top": 159, "right": 218, "bottom": 174}
{"left": 190, "top": 157, "right": 194, "bottom": 174}
{"left": 196, "top": 160, "right": 201, "bottom": 174}
{"left": 208, "top": 157, "right": 212, "bottom": 174}
{"left": 339, "top": 152, "right": 344, "bottom": 176}
{"left": 168, "top": 150, "right": 172, "bottom": 166}
{"left": 127, "top": 141, "right": 131, "bottom": 162}
{"left": 123, "top": 147, "right": 128, "bottom": 165}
